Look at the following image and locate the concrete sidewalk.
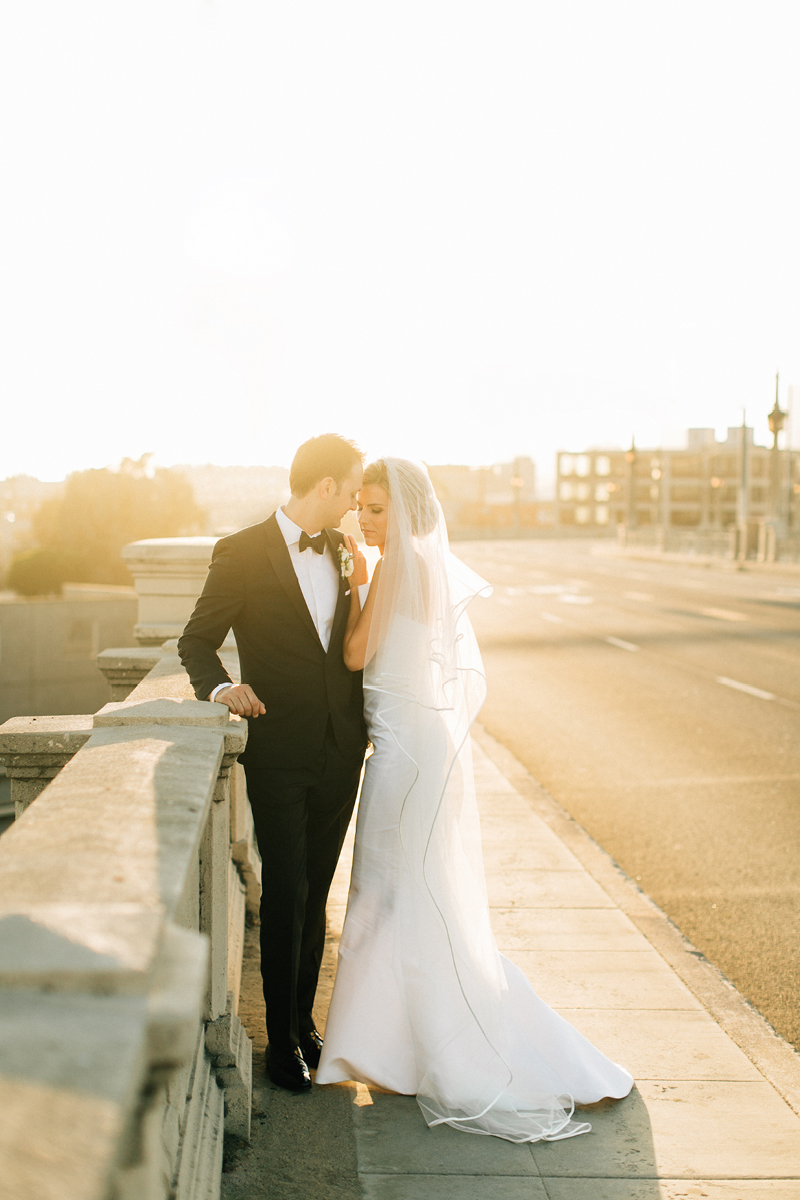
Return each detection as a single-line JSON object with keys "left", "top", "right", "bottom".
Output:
{"left": 223, "top": 728, "right": 800, "bottom": 1199}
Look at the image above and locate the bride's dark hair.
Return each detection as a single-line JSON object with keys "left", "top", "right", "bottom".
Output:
{"left": 362, "top": 458, "right": 438, "bottom": 538}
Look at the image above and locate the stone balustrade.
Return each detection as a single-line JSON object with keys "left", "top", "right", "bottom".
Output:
{"left": 96, "top": 648, "right": 165, "bottom": 700}
{"left": 0, "top": 714, "right": 94, "bottom": 818}
{"left": 0, "top": 537, "right": 261, "bottom": 1200}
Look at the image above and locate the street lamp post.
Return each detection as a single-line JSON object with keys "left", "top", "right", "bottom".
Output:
{"left": 710, "top": 476, "right": 723, "bottom": 529}
{"left": 510, "top": 459, "right": 524, "bottom": 536}
{"left": 768, "top": 373, "right": 787, "bottom": 529}
{"left": 736, "top": 410, "right": 749, "bottom": 561}
{"left": 625, "top": 438, "right": 636, "bottom": 530}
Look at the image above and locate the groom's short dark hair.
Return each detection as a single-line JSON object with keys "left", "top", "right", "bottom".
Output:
{"left": 289, "top": 434, "right": 364, "bottom": 497}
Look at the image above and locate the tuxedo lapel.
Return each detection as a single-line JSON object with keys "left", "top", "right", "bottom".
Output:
{"left": 326, "top": 528, "right": 350, "bottom": 653}
{"left": 262, "top": 514, "right": 322, "bottom": 646}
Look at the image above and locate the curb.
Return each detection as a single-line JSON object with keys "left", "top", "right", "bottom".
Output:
{"left": 473, "top": 720, "right": 800, "bottom": 1118}
{"left": 594, "top": 545, "right": 800, "bottom": 575}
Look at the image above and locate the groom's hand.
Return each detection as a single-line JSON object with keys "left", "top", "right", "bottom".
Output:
{"left": 211, "top": 684, "right": 266, "bottom": 718}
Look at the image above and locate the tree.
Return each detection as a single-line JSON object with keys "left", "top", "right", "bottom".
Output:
{"left": 16, "top": 455, "right": 206, "bottom": 588}
{"left": 6, "top": 547, "right": 71, "bottom": 596}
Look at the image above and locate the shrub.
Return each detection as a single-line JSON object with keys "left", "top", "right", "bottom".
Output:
{"left": 6, "top": 547, "right": 72, "bottom": 596}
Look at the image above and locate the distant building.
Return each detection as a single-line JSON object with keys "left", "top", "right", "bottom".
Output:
{"left": 0, "top": 584, "right": 136, "bottom": 724}
{"left": 172, "top": 464, "right": 290, "bottom": 534}
{"left": 427, "top": 457, "right": 552, "bottom": 536}
{"left": 555, "top": 428, "right": 798, "bottom": 531}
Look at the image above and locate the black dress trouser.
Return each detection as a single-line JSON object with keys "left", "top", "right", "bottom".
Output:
{"left": 243, "top": 723, "right": 363, "bottom": 1052}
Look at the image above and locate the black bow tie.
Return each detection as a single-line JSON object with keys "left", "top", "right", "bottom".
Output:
{"left": 298, "top": 531, "right": 326, "bottom": 555}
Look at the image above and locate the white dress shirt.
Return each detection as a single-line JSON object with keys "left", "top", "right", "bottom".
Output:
{"left": 274, "top": 506, "right": 340, "bottom": 652}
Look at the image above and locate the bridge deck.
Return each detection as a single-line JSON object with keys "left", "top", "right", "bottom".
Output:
{"left": 223, "top": 729, "right": 800, "bottom": 1200}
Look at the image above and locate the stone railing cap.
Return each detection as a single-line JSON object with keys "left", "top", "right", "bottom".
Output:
{"left": 0, "top": 907, "right": 164, "bottom": 992}
{"left": 97, "top": 648, "right": 166, "bottom": 667}
{"left": 121, "top": 537, "right": 219, "bottom": 562}
{"left": 94, "top": 699, "right": 229, "bottom": 729}
{"left": 0, "top": 715, "right": 94, "bottom": 756}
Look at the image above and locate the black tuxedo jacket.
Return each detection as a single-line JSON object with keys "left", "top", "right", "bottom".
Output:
{"left": 177, "top": 514, "right": 367, "bottom": 770}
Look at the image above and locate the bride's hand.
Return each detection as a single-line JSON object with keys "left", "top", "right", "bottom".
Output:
{"left": 344, "top": 534, "right": 369, "bottom": 588}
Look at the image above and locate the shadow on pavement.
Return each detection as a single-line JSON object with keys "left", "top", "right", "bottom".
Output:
{"left": 221, "top": 923, "right": 361, "bottom": 1200}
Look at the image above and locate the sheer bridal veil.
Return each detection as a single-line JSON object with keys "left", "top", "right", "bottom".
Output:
{"left": 361, "top": 459, "right": 587, "bottom": 1141}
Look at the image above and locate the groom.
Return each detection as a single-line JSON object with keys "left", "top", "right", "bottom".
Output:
{"left": 178, "top": 434, "right": 368, "bottom": 1091}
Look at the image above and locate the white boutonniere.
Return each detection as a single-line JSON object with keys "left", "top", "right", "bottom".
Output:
{"left": 338, "top": 543, "right": 354, "bottom": 579}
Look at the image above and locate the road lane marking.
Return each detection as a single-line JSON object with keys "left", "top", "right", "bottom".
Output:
{"left": 716, "top": 676, "right": 775, "bottom": 701}
{"left": 559, "top": 594, "right": 593, "bottom": 604}
{"left": 605, "top": 637, "right": 640, "bottom": 652}
{"left": 526, "top": 584, "right": 577, "bottom": 595}
{"left": 699, "top": 607, "right": 748, "bottom": 621}
{"left": 518, "top": 589, "right": 800, "bottom": 710}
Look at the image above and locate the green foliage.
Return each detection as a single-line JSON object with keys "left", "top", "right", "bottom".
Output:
{"left": 25, "top": 455, "right": 206, "bottom": 586}
{"left": 6, "top": 547, "right": 73, "bottom": 596}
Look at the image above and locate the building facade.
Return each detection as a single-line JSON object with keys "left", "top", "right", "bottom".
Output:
{"left": 428, "top": 457, "right": 553, "bottom": 536}
{"left": 555, "top": 427, "right": 800, "bottom": 531}
{"left": 0, "top": 584, "right": 136, "bottom": 724}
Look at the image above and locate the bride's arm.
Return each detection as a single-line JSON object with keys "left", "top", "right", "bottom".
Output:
{"left": 343, "top": 552, "right": 383, "bottom": 673}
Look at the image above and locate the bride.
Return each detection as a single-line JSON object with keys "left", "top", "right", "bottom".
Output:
{"left": 315, "top": 457, "right": 633, "bottom": 1141}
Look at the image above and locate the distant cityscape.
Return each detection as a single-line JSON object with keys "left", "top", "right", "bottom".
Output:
{"left": 555, "top": 426, "right": 800, "bottom": 535}
{"left": 2, "top": 424, "right": 798, "bottom": 726}
{"left": 2, "top": 423, "right": 799, "bottom": 580}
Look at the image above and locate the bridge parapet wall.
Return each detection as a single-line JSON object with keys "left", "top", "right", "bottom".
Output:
{"left": 0, "top": 538, "right": 259, "bottom": 1200}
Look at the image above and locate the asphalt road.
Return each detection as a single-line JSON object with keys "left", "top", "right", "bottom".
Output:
{"left": 455, "top": 538, "right": 800, "bottom": 1051}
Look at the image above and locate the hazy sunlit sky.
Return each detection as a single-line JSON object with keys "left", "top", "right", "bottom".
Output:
{"left": 2, "top": 1, "right": 799, "bottom": 493}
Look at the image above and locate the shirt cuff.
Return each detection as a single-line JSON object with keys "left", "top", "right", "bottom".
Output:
{"left": 209, "top": 682, "right": 234, "bottom": 703}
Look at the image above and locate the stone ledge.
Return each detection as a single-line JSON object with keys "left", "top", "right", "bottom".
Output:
{"left": 97, "top": 647, "right": 166, "bottom": 701}
{"left": 134, "top": 623, "right": 191, "bottom": 646}
{"left": 0, "top": 990, "right": 150, "bottom": 1200}
{"left": 121, "top": 536, "right": 219, "bottom": 564}
{"left": 97, "top": 647, "right": 166, "bottom": 672}
{"left": 94, "top": 697, "right": 230, "bottom": 729}
{"left": 0, "top": 714, "right": 93, "bottom": 757}
{"left": 0, "top": 905, "right": 165, "bottom": 994}
{"left": 0, "top": 715, "right": 95, "bottom": 818}
{"left": 0, "top": 763, "right": 63, "bottom": 776}
{"left": 0, "top": 724, "right": 226, "bottom": 923}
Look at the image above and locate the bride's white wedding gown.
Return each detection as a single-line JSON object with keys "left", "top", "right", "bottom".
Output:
{"left": 315, "top": 460, "right": 633, "bottom": 1142}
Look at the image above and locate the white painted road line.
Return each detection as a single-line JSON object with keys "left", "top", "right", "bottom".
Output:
{"left": 540, "top": 612, "right": 564, "bottom": 624}
{"left": 559, "top": 594, "right": 593, "bottom": 605}
{"left": 717, "top": 676, "right": 775, "bottom": 701}
{"left": 526, "top": 584, "right": 576, "bottom": 595}
{"left": 700, "top": 607, "right": 748, "bottom": 622}
{"left": 605, "top": 637, "right": 640, "bottom": 652}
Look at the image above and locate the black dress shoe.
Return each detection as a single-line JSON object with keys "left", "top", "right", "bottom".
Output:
{"left": 299, "top": 1028, "right": 324, "bottom": 1069}
{"left": 266, "top": 1046, "right": 312, "bottom": 1092}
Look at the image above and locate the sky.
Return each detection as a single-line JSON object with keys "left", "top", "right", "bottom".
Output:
{"left": 1, "top": 1, "right": 799, "bottom": 494}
